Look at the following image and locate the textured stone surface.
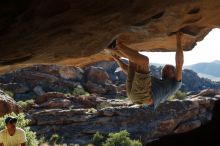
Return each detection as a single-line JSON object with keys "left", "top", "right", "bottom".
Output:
{"left": 84, "top": 66, "right": 110, "bottom": 85}
{"left": 35, "top": 92, "right": 68, "bottom": 104}
{"left": 59, "top": 66, "right": 84, "bottom": 81}
{"left": 0, "top": 63, "right": 219, "bottom": 145}
{"left": 0, "top": 64, "right": 219, "bottom": 101}
{"left": 0, "top": 83, "right": 30, "bottom": 94}
{"left": 0, "top": 90, "right": 20, "bottom": 117}
{"left": 28, "top": 95, "right": 219, "bottom": 145}
{"left": 0, "top": 0, "right": 220, "bottom": 73}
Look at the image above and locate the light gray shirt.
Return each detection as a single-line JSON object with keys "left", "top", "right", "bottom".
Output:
{"left": 151, "top": 76, "right": 182, "bottom": 109}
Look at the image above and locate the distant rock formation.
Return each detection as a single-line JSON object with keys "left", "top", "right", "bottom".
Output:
{"left": 185, "top": 61, "right": 220, "bottom": 82}
{"left": 186, "top": 60, "right": 220, "bottom": 78}
{"left": 182, "top": 69, "right": 220, "bottom": 93}
{"left": 0, "top": 63, "right": 220, "bottom": 102}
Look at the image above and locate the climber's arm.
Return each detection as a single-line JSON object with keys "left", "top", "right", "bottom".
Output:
{"left": 112, "top": 55, "right": 128, "bottom": 75}
{"left": 175, "top": 32, "right": 184, "bottom": 81}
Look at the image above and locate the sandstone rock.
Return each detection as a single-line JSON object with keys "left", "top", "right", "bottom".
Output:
{"left": 191, "top": 96, "right": 217, "bottom": 110}
{"left": 117, "top": 84, "right": 126, "bottom": 92}
{"left": 33, "top": 86, "right": 45, "bottom": 96}
{"left": 21, "top": 64, "right": 60, "bottom": 76}
{"left": 59, "top": 66, "right": 84, "bottom": 81}
{"left": 181, "top": 69, "right": 218, "bottom": 92}
{"left": 70, "top": 94, "right": 100, "bottom": 108}
{"left": 90, "top": 60, "right": 127, "bottom": 83}
{"left": 84, "top": 81, "right": 106, "bottom": 95}
{"left": 55, "top": 79, "right": 80, "bottom": 89}
{"left": 0, "top": 83, "right": 30, "bottom": 94}
{"left": 1, "top": 64, "right": 219, "bottom": 100}
{"left": 89, "top": 61, "right": 119, "bottom": 82}
{"left": 1, "top": 1, "right": 220, "bottom": 73}
{"left": 31, "top": 109, "right": 92, "bottom": 125}
{"left": 39, "top": 98, "right": 71, "bottom": 109}
{"left": 29, "top": 96, "right": 219, "bottom": 145}
{"left": 0, "top": 65, "right": 85, "bottom": 99}
{"left": 191, "top": 89, "right": 220, "bottom": 98}
{"left": 0, "top": 90, "right": 20, "bottom": 117}
{"left": 84, "top": 66, "right": 110, "bottom": 85}
{"left": 105, "top": 83, "right": 117, "bottom": 96}
{"left": 5, "top": 71, "right": 60, "bottom": 87}
{"left": 174, "top": 120, "right": 201, "bottom": 133}
{"left": 116, "top": 84, "right": 127, "bottom": 97}
{"left": 35, "top": 92, "right": 67, "bottom": 104}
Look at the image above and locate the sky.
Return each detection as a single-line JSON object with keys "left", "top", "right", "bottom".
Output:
{"left": 140, "top": 28, "right": 220, "bottom": 66}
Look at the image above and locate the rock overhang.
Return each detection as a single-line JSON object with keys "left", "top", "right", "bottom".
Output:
{"left": 0, "top": 0, "right": 219, "bottom": 73}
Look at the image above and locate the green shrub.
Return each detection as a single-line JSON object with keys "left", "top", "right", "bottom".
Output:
{"left": 72, "top": 87, "right": 90, "bottom": 96}
{"left": 4, "top": 90, "right": 14, "bottom": 97}
{"left": 0, "top": 113, "right": 39, "bottom": 146}
{"left": 91, "top": 130, "right": 142, "bottom": 146}
{"left": 116, "top": 95, "right": 127, "bottom": 99}
{"left": 168, "top": 90, "right": 187, "bottom": 100}
{"left": 49, "top": 134, "right": 60, "bottom": 144}
{"left": 96, "top": 102, "right": 112, "bottom": 110}
{"left": 17, "top": 99, "right": 34, "bottom": 110}
{"left": 92, "top": 132, "right": 104, "bottom": 146}
{"left": 86, "top": 108, "right": 97, "bottom": 114}
{"left": 103, "top": 130, "right": 142, "bottom": 146}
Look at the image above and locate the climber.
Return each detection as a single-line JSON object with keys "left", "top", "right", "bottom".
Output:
{"left": 106, "top": 32, "right": 184, "bottom": 109}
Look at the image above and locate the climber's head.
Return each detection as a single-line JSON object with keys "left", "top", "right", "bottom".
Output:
{"left": 162, "top": 64, "right": 176, "bottom": 80}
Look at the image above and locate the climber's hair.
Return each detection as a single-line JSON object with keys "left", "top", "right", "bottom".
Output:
{"left": 161, "top": 64, "right": 175, "bottom": 79}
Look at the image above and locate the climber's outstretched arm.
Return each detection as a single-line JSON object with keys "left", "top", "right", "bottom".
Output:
{"left": 112, "top": 55, "right": 128, "bottom": 75}
{"left": 175, "top": 32, "right": 184, "bottom": 81}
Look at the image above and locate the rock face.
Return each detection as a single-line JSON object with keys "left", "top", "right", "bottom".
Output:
{"left": 28, "top": 92, "right": 220, "bottom": 145}
{"left": 0, "top": 64, "right": 121, "bottom": 100}
{"left": 181, "top": 69, "right": 220, "bottom": 92}
{"left": 0, "top": 63, "right": 220, "bottom": 145}
{"left": 1, "top": 0, "right": 220, "bottom": 73}
{"left": 0, "top": 63, "right": 220, "bottom": 102}
{"left": 0, "top": 90, "right": 19, "bottom": 117}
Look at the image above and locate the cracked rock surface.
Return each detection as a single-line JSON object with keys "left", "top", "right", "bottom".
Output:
{"left": 0, "top": 0, "right": 220, "bottom": 73}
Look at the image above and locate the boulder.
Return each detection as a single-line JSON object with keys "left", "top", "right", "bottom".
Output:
{"left": 59, "top": 66, "right": 84, "bottom": 81}
{"left": 38, "top": 98, "right": 72, "bottom": 109}
{"left": 174, "top": 120, "right": 201, "bottom": 133}
{"left": 84, "top": 66, "right": 110, "bottom": 85}
{"left": 29, "top": 96, "right": 219, "bottom": 145}
{"left": 83, "top": 81, "right": 106, "bottom": 95}
{"left": 33, "top": 86, "right": 45, "bottom": 96}
{"left": 105, "top": 83, "right": 117, "bottom": 96}
{"left": 0, "top": 90, "right": 20, "bottom": 117}
{"left": 35, "top": 92, "right": 68, "bottom": 104}
{"left": 0, "top": 83, "right": 30, "bottom": 94}
{"left": 89, "top": 61, "right": 119, "bottom": 82}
